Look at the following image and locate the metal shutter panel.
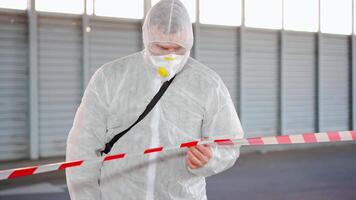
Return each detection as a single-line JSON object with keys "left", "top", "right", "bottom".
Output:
{"left": 197, "top": 25, "right": 240, "bottom": 107}
{"left": 282, "top": 32, "right": 317, "bottom": 134}
{"left": 242, "top": 28, "right": 280, "bottom": 137}
{"left": 319, "top": 34, "right": 350, "bottom": 131}
{"left": 353, "top": 36, "right": 356, "bottom": 128}
{"left": 89, "top": 19, "right": 142, "bottom": 77}
{"left": 0, "top": 12, "right": 29, "bottom": 160}
{"left": 38, "top": 14, "right": 82, "bottom": 157}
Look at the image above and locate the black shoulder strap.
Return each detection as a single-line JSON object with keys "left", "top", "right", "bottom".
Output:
{"left": 100, "top": 76, "right": 176, "bottom": 155}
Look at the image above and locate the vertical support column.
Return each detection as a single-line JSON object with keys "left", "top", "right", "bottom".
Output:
{"left": 28, "top": 0, "right": 39, "bottom": 160}
{"left": 193, "top": 0, "right": 200, "bottom": 59}
{"left": 144, "top": 0, "right": 151, "bottom": 17}
{"left": 316, "top": 0, "right": 321, "bottom": 132}
{"left": 239, "top": 0, "right": 245, "bottom": 122}
{"left": 280, "top": 0, "right": 285, "bottom": 135}
{"left": 142, "top": 0, "right": 151, "bottom": 49}
{"left": 82, "top": 0, "right": 90, "bottom": 89}
{"left": 351, "top": 0, "right": 355, "bottom": 129}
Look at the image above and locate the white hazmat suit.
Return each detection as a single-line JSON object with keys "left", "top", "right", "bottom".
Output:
{"left": 65, "top": 0, "right": 244, "bottom": 199}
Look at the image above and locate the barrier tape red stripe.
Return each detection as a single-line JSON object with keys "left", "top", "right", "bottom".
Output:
{"left": 276, "top": 135, "right": 291, "bottom": 144}
{"left": 58, "top": 160, "right": 84, "bottom": 170}
{"left": 0, "top": 130, "right": 355, "bottom": 181}
{"left": 327, "top": 131, "right": 341, "bottom": 141}
{"left": 246, "top": 137, "right": 264, "bottom": 145}
{"left": 104, "top": 153, "right": 126, "bottom": 161}
{"left": 180, "top": 141, "right": 198, "bottom": 148}
{"left": 303, "top": 133, "right": 317, "bottom": 143}
{"left": 8, "top": 167, "right": 38, "bottom": 179}
{"left": 214, "top": 139, "right": 234, "bottom": 145}
{"left": 144, "top": 147, "right": 163, "bottom": 154}
{"left": 352, "top": 130, "right": 356, "bottom": 139}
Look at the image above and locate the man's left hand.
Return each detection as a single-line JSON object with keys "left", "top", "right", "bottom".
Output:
{"left": 186, "top": 144, "right": 212, "bottom": 169}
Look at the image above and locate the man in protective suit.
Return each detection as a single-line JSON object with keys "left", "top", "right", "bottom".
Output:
{"left": 66, "top": 0, "right": 244, "bottom": 199}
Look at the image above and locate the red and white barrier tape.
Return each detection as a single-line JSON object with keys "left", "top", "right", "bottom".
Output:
{"left": 1, "top": 130, "right": 355, "bottom": 181}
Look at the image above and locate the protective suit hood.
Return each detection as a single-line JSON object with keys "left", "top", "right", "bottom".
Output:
{"left": 142, "top": 0, "right": 194, "bottom": 51}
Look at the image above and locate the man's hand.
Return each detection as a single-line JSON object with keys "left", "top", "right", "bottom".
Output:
{"left": 186, "top": 143, "right": 212, "bottom": 169}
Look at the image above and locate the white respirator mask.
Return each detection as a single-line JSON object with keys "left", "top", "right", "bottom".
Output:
{"left": 148, "top": 53, "right": 187, "bottom": 81}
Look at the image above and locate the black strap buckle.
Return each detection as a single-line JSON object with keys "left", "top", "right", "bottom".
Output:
{"left": 100, "top": 143, "right": 112, "bottom": 156}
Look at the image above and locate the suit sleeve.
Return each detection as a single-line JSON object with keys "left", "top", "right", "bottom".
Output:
{"left": 187, "top": 78, "right": 244, "bottom": 177}
{"left": 65, "top": 68, "right": 110, "bottom": 200}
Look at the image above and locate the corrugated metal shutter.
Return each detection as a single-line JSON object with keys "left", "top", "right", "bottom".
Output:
{"left": 197, "top": 25, "right": 240, "bottom": 107}
{"left": 353, "top": 37, "right": 356, "bottom": 128}
{"left": 282, "top": 32, "right": 317, "bottom": 134}
{"left": 38, "top": 14, "right": 82, "bottom": 157}
{"left": 0, "top": 12, "right": 29, "bottom": 160}
{"left": 319, "top": 34, "right": 350, "bottom": 132}
{"left": 242, "top": 28, "right": 280, "bottom": 137}
{"left": 88, "top": 18, "right": 142, "bottom": 78}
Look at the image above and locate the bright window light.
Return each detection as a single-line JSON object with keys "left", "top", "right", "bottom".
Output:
{"left": 86, "top": 0, "right": 94, "bottom": 15}
{"left": 354, "top": 0, "right": 356, "bottom": 34}
{"left": 36, "top": 0, "right": 84, "bottom": 14}
{"left": 95, "top": 0, "right": 144, "bottom": 19}
{"left": 245, "top": 0, "right": 282, "bottom": 29}
{"left": 320, "top": 0, "right": 352, "bottom": 35}
{"left": 200, "top": 0, "right": 241, "bottom": 26}
{"left": 0, "top": 0, "right": 27, "bottom": 10}
{"left": 151, "top": 0, "right": 196, "bottom": 22}
{"left": 284, "top": 0, "right": 318, "bottom": 32}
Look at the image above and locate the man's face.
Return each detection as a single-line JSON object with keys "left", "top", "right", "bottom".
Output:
{"left": 147, "top": 26, "right": 188, "bottom": 56}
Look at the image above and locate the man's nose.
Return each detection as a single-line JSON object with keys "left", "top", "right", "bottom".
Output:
{"left": 167, "top": 48, "right": 176, "bottom": 53}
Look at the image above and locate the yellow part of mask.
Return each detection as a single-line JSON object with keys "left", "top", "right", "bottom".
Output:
{"left": 158, "top": 67, "right": 169, "bottom": 77}
{"left": 163, "top": 56, "right": 176, "bottom": 61}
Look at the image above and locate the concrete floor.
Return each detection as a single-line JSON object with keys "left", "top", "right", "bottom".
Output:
{"left": 0, "top": 144, "right": 355, "bottom": 200}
